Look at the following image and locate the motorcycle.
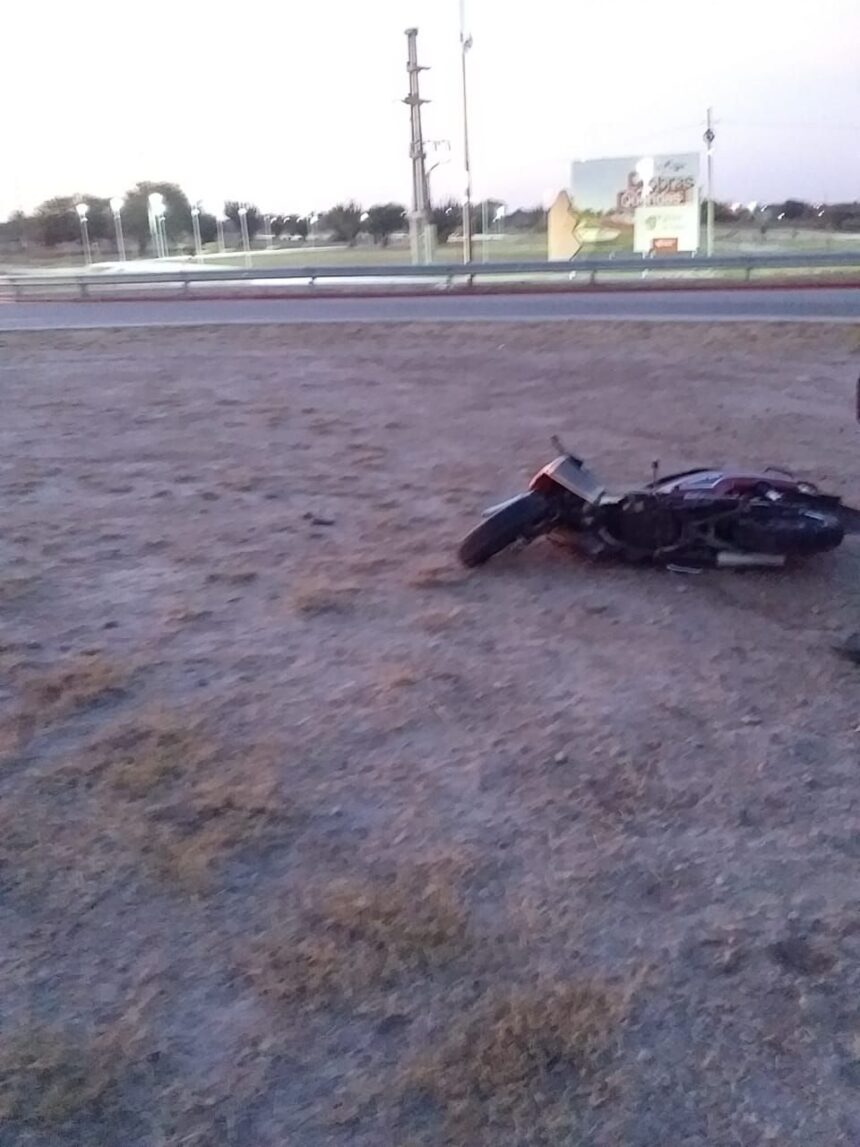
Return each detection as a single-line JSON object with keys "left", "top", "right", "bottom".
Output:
{"left": 459, "top": 437, "right": 860, "bottom": 570}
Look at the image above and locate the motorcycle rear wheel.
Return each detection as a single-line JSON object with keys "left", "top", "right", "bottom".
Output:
{"left": 459, "top": 492, "right": 551, "bottom": 567}
{"left": 730, "top": 509, "right": 844, "bottom": 556}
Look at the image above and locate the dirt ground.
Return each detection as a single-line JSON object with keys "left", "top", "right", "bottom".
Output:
{"left": 1, "top": 320, "right": 859, "bottom": 1146}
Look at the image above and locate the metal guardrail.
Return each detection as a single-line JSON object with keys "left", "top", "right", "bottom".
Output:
{"left": 2, "top": 251, "right": 859, "bottom": 298}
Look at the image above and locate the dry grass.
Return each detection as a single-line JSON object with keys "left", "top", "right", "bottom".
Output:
{"left": 0, "top": 1020, "right": 150, "bottom": 1131}
{"left": 247, "top": 867, "right": 471, "bottom": 1008}
{"left": 417, "top": 607, "right": 468, "bottom": 634}
{"left": 93, "top": 712, "right": 206, "bottom": 798}
{"left": 205, "top": 569, "right": 259, "bottom": 586}
{"left": 406, "top": 561, "right": 468, "bottom": 590}
{"left": 16, "top": 654, "right": 132, "bottom": 731}
{"left": 56, "top": 711, "right": 298, "bottom": 893}
{"left": 144, "top": 766, "right": 294, "bottom": 891}
{"left": 370, "top": 661, "right": 421, "bottom": 693}
{"left": 399, "top": 979, "right": 629, "bottom": 1143}
{"left": 291, "top": 576, "right": 360, "bottom": 615}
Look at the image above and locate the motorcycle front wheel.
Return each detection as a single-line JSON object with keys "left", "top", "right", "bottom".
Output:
{"left": 458, "top": 492, "right": 551, "bottom": 567}
{"left": 730, "top": 508, "right": 844, "bottom": 556}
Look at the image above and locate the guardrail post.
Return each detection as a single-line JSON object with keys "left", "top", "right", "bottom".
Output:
{"left": 745, "top": 264, "right": 753, "bottom": 283}
{"left": 589, "top": 269, "right": 597, "bottom": 286}
{"left": 78, "top": 279, "right": 88, "bottom": 299}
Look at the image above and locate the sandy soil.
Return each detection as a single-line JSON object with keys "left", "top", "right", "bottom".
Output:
{"left": 1, "top": 320, "right": 859, "bottom": 1146}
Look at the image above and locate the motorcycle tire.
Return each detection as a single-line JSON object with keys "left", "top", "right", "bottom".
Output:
{"left": 730, "top": 509, "right": 844, "bottom": 556}
{"left": 459, "top": 492, "right": 551, "bottom": 567}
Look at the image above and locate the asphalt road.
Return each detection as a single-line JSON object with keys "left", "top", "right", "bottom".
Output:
{"left": 0, "top": 288, "right": 858, "bottom": 330}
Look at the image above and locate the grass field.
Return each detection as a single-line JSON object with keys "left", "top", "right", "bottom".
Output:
{"left": 2, "top": 321, "right": 860, "bottom": 1145}
{"left": 3, "top": 225, "right": 859, "bottom": 274}
{"left": 189, "top": 227, "right": 860, "bottom": 269}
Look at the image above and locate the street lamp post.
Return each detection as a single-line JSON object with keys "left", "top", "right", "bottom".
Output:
{"left": 216, "top": 214, "right": 227, "bottom": 253}
{"left": 75, "top": 202, "right": 92, "bottom": 265}
{"left": 459, "top": 0, "right": 474, "bottom": 265}
{"left": 704, "top": 108, "right": 715, "bottom": 258}
{"left": 109, "top": 196, "right": 126, "bottom": 261}
{"left": 308, "top": 212, "right": 318, "bottom": 248}
{"left": 191, "top": 204, "right": 203, "bottom": 259}
{"left": 238, "top": 205, "right": 251, "bottom": 267}
{"left": 148, "top": 192, "right": 166, "bottom": 258}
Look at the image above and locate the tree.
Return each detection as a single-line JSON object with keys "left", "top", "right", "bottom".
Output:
{"left": 7, "top": 210, "right": 30, "bottom": 248}
{"left": 504, "top": 206, "right": 546, "bottom": 232}
{"left": 472, "top": 199, "right": 504, "bottom": 234}
{"left": 32, "top": 195, "right": 110, "bottom": 247}
{"left": 122, "top": 182, "right": 192, "bottom": 256}
{"left": 283, "top": 214, "right": 309, "bottom": 239}
{"left": 82, "top": 197, "right": 111, "bottom": 243}
{"left": 702, "top": 201, "right": 738, "bottom": 224}
{"left": 430, "top": 199, "right": 461, "bottom": 244}
{"left": 34, "top": 196, "right": 80, "bottom": 246}
{"left": 322, "top": 201, "right": 363, "bottom": 245}
{"left": 270, "top": 214, "right": 310, "bottom": 240}
{"left": 824, "top": 203, "right": 860, "bottom": 231}
{"left": 365, "top": 202, "right": 406, "bottom": 246}
{"left": 198, "top": 212, "right": 218, "bottom": 245}
{"left": 778, "top": 199, "right": 812, "bottom": 221}
{"left": 224, "top": 202, "right": 263, "bottom": 242}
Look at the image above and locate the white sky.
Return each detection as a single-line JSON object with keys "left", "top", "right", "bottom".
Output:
{"left": 2, "top": 0, "right": 858, "bottom": 218}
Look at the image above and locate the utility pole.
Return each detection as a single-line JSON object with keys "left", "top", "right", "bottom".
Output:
{"left": 704, "top": 107, "right": 715, "bottom": 257}
{"left": 404, "top": 28, "right": 433, "bottom": 264}
{"left": 459, "top": 0, "right": 474, "bottom": 265}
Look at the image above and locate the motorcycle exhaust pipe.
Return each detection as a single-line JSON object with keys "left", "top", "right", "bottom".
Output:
{"left": 716, "top": 552, "right": 786, "bottom": 568}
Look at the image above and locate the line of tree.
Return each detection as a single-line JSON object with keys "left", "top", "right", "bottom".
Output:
{"left": 26, "top": 188, "right": 860, "bottom": 254}
{"left": 701, "top": 199, "right": 860, "bottom": 230}
{"left": 2, "top": 183, "right": 558, "bottom": 258}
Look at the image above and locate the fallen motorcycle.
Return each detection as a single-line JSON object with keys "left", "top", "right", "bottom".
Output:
{"left": 459, "top": 437, "right": 860, "bottom": 570}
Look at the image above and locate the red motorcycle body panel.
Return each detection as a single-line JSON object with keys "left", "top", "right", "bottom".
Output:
{"left": 653, "top": 469, "right": 809, "bottom": 497}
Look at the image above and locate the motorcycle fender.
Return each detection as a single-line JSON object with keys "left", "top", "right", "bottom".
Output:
{"left": 481, "top": 493, "right": 532, "bottom": 518}
{"left": 530, "top": 455, "right": 605, "bottom": 504}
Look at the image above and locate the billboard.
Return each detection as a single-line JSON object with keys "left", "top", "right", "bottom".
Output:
{"left": 571, "top": 153, "right": 700, "bottom": 252}
{"left": 633, "top": 204, "right": 700, "bottom": 254}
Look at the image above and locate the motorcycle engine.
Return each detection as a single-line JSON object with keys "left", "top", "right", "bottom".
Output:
{"left": 614, "top": 493, "right": 681, "bottom": 551}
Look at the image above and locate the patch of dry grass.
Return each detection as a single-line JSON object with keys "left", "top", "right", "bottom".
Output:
{"left": 91, "top": 712, "right": 208, "bottom": 799}
{"left": 0, "top": 791, "right": 114, "bottom": 906}
{"left": 0, "top": 1019, "right": 150, "bottom": 1131}
{"left": 246, "top": 866, "right": 471, "bottom": 1008}
{"left": 291, "top": 575, "right": 360, "bottom": 615}
{"left": 370, "top": 661, "right": 421, "bottom": 693}
{"left": 399, "top": 979, "right": 629, "bottom": 1143}
{"left": 205, "top": 569, "right": 259, "bottom": 586}
{"left": 58, "top": 711, "right": 299, "bottom": 893}
{"left": 417, "top": 607, "right": 468, "bottom": 634}
{"left": 407, "top": 561, "right": 468, "bottom": 590}
{"left": 17, "top": 653, "right": 133, "bottom": 730}
{"left": 144, "top": 765, "right": 295, "bottom": 891}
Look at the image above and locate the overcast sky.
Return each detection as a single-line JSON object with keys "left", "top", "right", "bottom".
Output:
{"left": 2, "top": 0, "right": 858, "bottom": 218}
